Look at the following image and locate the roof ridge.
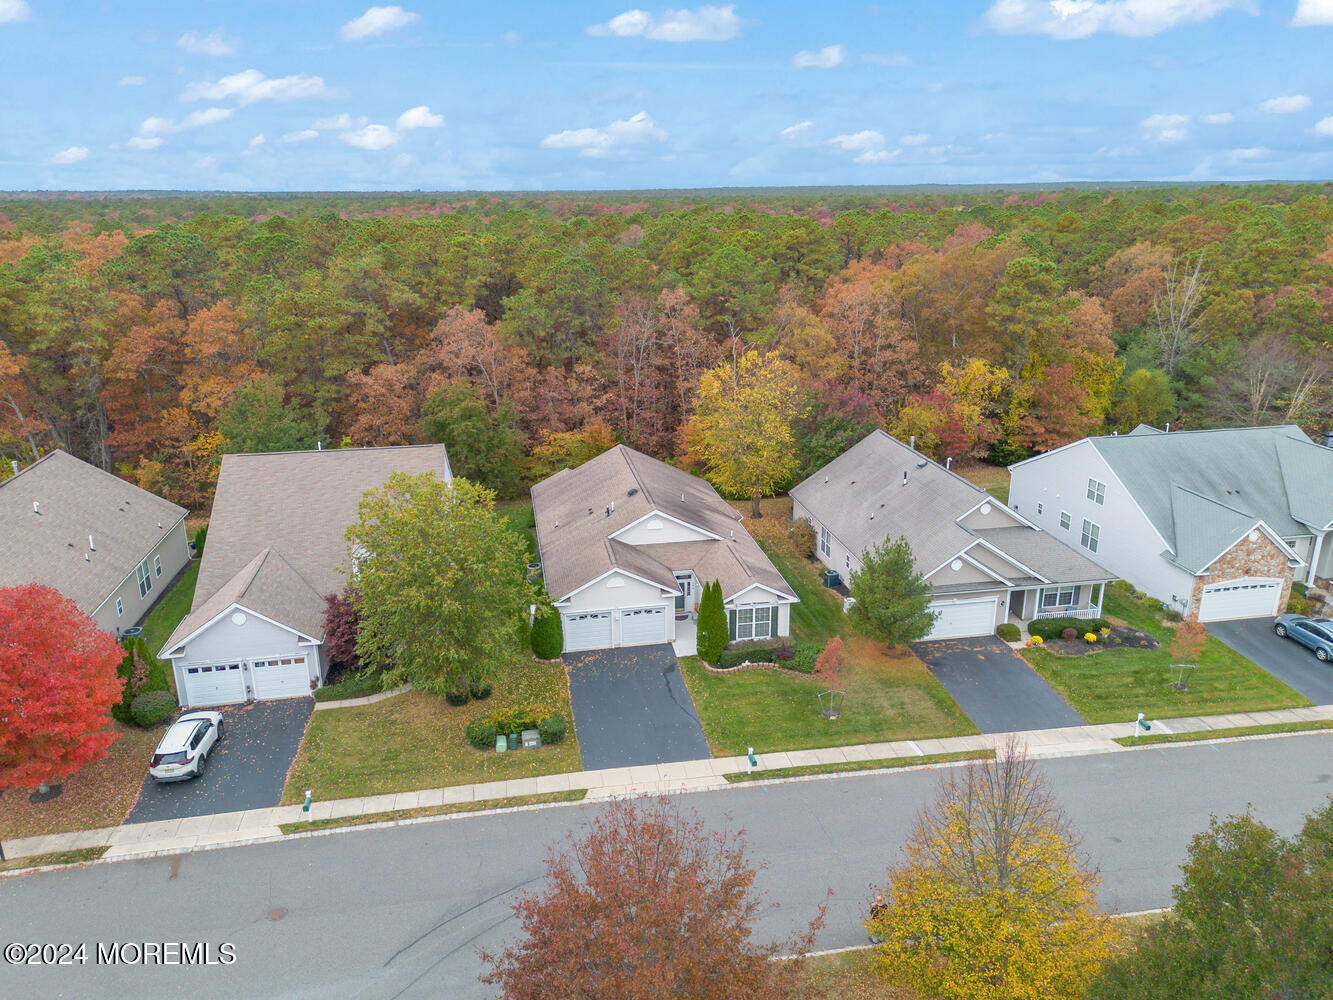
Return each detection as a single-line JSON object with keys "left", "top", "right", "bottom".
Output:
{"left": 0, "top": 449, "right": 60, "bottom": 491}
{"left": 618, "top": 445, "right": 656, "bottom": 506}
{"left": 0, "top": 449, "right": 187, "bottom": 515}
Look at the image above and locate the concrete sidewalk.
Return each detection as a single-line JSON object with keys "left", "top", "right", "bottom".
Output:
{"left": 5, "top": 703, "right": 1332, "bottom": 867}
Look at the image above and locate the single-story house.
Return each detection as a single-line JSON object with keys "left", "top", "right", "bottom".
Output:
{"left": 791, "top": 431, "right": 1114, "bottom": 641}
{"left": 1008, "top": 424, "right": 1329, "bottom": 622}
{"left": 0, "top": 450, "right": 190, "bottom": 635}
{"left": 161, "top": 444, "right": 452, "bottom": 707}
{"left": 532, "top": 445, "right": 798, "bottom": 654}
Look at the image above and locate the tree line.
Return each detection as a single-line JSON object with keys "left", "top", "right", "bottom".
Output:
{"left": 1, "top": 184, "right": 1330, "bottom": 509}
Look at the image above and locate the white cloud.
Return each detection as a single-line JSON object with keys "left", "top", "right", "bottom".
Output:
{"left": 900, "top": 132, "right": 930, "bottom": 145}
{"left": 177, "top": 29, "right": 237, "bottom": 56}
{"left": 195, "top": 154, "right": 217, "bottom": 169}
{"left": 1200, "top": 112, "right": 1233, "bottom": 124}
{"left": 792, "top": 44, "right": 843, "bottom": 68}
{"left": 282, "top": 129, "right": 319, "bottom": 143}
{"left": 138, "top": 107, "right": 234, "bottom": 137}
{"left": 983, "top": 0, "right": 1252, "bottom": 39}
{"left": 340, "top": 6, "right": 419, "bottom": 41}
{"left": 780, "top": 120, "right": 815, "bottom": 137}
{"left": 249, "top": 134, "right": 266, "bottom": 147}
{"left": 540, "top": 110, "right": 667, "bottom": 157}
{"left": 855, "top": 148, "right": 900, "bottom": 165}
{"left": 312, "top": 113, "right": 366, "bottom": 130}
{"left": 138, "top": 116, "right": 174, "bottom": 137}
{"left": 1258, "top": 94, "right": 1311, "bottom": 114}
{"left": 181, "top": 69, "right": 331, "bottom": 103}
{"left": 587, "top": 5, "right": 741, "bottom": 41}
{"left": 1292, "top": 0, "right": 1333, "bottom": 25}
{"left": 862, "top": 51, "right": 912, "bottom": 66}
{"left": 1231, "top": 146, "right": 1269, "bottom": 159}
{"left": 828, "top": 129, "right": 884, "bottom": 152}
{"left": 341, "top": 124, "right": 401, "bottom": 150}
{"left": 502, "top": 30, "right": 522, "bottom": 47}
{"left": 396, "top": 105, "right": 444, "bottom": 130}
{"left": 127, "top": 136, "right": 164, "bottom": 150}
{"left": 1140, "top": 113, "right": 1189, "bottom": 142}
{"left": 50, "top": 146, "right": 89, "bottom": 165}
{"left": 0, "top": 0, "right": 30, "bottom": 24}
{"left": 1313, "top": 116, "right": 1333, "bottom": 136}
{"left": 117, "top": 75, "right": 147, "bottom": 87}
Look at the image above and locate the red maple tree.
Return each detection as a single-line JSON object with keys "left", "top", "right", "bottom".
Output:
{"left": 0, "top": 585, "right": 126, "bottom": 790}
{"left": 480, "top": 796, "right": 826, "bottom": 1000}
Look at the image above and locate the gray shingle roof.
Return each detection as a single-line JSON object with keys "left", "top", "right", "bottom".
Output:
{"left": 531, "top": 445, "right": 794, "bottom": 602}
{"left": 1087, "top": 425, "right": 1326, "bottom": 559}
{"left": 163, "top": 444, "right": 450, "bottom": 653}
{"left": 0, "top": 450, "right": 187, "bottom": 615}
{"left": 792, "top": 430, "right": 1110, "bottom": 586}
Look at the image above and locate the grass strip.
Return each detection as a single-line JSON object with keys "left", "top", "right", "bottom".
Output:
{"left": 723, "top": 748, "right": 994, "bottom": 783}
{"left": 0, "top": 846, "right": 108, "bottom": 873}
{"left": 1114, "top": 719, "right": 1333, "bottom": 747}
{"left": 279, "top": 789, "right": 586, "bottom": 834}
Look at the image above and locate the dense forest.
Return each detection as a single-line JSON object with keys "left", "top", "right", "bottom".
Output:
{"left": 1, "top": 183, "right": 1330, "bottom": 510}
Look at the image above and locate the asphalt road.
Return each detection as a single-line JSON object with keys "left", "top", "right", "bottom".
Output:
{"left": 3, "top": 734, "right": 1331, "bottom": 1000}
{"left": 913, "top": 636, "right": 1086, "bottom": 732}
{"left": 126, "top": 700, "right": 313, "bottom": 824}
{"left": 1208, "top": 618, "right": 1333, "bottom": 704}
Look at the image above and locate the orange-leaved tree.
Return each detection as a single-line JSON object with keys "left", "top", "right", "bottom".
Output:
{"left": 480, "top": 796, "right": 826, "bottom": 1000}
{"left": 0, "top": 585, "right": 125, "bottom": 791}
{"left": 869, "top": 737, "right": 1116, "bottom": 1000}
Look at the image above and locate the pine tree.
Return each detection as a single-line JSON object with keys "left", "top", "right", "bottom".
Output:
{"left": 849, "top": 536, "right": 936, "bottom": 646}
{"left": 696, "top": 581, "right": 729, "bottom": 664}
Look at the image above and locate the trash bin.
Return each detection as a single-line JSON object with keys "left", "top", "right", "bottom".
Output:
{"left": 507, "top": 732, "right": 519, "bottom": 751}
{"left": 822, "top": 569, "right": 841, "bottom": 588}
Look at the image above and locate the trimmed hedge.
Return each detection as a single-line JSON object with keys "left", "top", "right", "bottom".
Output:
{"left": 791, "top": 641, "right": 822, "bottom": 673}
{"left": 465, "top": 717, "right": 499, "bottom": 750}
{"left": 717, "top": 643, "right": 783, "bottom": 669}
{"left": 530, "top": 606, "right": 564, "bottom": 660}
{"left": 537, "top": 713, "right": 567, "bottom": 745}
{"left": 112, "top": 637, "right": 172, "bottom": 725}
{"left": 996, "top": 623, "right": 1021, "bottom": 642}
{"left": 469, "top": 681, "right": 493, "bottom": 700}
{"left": 1027, "top": 617, "right": 1111, "bottom": 640}
{"left": 467, "top": 703, "right": 564, "bottom": 750}
{"left": 444, "top": 688, "right": 470, "bottom": 707}
{"left": 131, "top": 690, "right": 177, "bottom": 728}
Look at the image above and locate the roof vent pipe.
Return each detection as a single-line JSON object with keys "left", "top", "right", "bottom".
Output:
{"left": 1165, "top": 422, "right": 1171, "bottom": 432}
{"left": 946, "top": 457, "right": 953, "bottom": 470}
{"left": 10, "top": 460, "right": 17, "bottom": 475}
{"left": 902, "top": 471, "right": 908, "bottom": 487}
{"left": 730, "top": 530, "right": 734, "bottom": 540}
{"left": 317, "top": 441, "right": 323, "bottom": 450}
{"left": 85, "top": 553, "right": 90, "bottom": 562}
{"left": 869, "top": 511, "right": 875, "bottom": 519}
{"left": 89, "top": 535, "right": 95, "bottom": 551}
{"left": 682, "top": 492, "right": 686, "bottom": 502}
{"left": 610, "top": 501, "right": 615, "bottom": 514}
{"left": 909, "top": 435, "right": 916, "bottom": 449}
{"left": 33, "top": 500, "right": 40, "bottom": 514}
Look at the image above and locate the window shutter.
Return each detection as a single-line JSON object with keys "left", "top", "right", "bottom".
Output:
{"left": 727, "top": 609, "right": 736, "bottom": 641}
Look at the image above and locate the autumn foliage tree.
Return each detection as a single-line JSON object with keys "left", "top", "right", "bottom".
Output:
{"left": 869, "top": 738, "right": 1116, "bottom": 1000}
{"left": 479, "top": 796, "right": 825, "bottom": 1000}
{"left": 0, "top": 585, "right": 125, "bottom": 791}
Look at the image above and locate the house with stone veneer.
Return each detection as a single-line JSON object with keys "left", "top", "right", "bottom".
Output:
{"left": 1007, "top": 425, "right": 1330, "bottom": 622}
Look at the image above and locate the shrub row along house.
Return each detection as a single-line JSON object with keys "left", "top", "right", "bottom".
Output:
{"left": 0, "top": 450, "right": 190, "bottom": 635}
{"left": 531, "top": 445, "right": 798, "bottom": 654}
{"left": 1009, "top": 425, "right": 1332, "bottom": 622}
{"left": 793, "top": 431, "right": 1114, "bottom": 641}
{"left": 161, "top": 444, "right": 451, "bottom": 707}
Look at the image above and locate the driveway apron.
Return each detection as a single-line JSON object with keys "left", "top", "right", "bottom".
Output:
{"left": 125, "top": 698, "right": 314, "bottom": 824}
{"left": 913, "top": 636, "right": 1086, "bottom": 734}
{"left": 1208, "top": 618, "right": 1333, "bottom": 704}
{"left": 564, "top": 644, "right": 711, "bottom": 771}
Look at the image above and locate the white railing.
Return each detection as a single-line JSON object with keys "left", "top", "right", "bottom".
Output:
{"left": 1034, "top": 607, "right": 1102, "bottom": 620}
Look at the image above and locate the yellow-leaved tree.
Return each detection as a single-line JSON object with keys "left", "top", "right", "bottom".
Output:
{"left": 869, "top": 738, "right": 1116, "bottom": 1000}
{"left": 687, "top": 350, "right": 806, "bottom": 518}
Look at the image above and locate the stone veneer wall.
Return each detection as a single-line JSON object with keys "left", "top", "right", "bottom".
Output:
{"left": 1187, "top": 530, "right": 1294, "bottom": 621}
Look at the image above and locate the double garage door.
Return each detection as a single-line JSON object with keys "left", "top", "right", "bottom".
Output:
{"left": 562, "top": 606, "right": 668, "bottom": 652}
{"left": 181, "top": 654, "right": 311, "bottom": 707}
{"left": 923, "top": 597, "right": 998, "bottom": 641}
{"left": 1197, "top": 578, "right": 1283, "bottom": 622}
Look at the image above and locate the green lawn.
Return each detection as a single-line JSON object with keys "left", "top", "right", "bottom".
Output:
{"left": 138, "top": 557, "right": 199, "bottom": 655}
{"left": 955, "top": 460, "right": 1010, "bottom": 505}
{"left": 1114, "top": 719, "right": 1333, "bottom": 746}
{"left": 724, "top": 748, "right": 993, "bottom": 782}
{"left": 1021, "top": 586, "right": 1311, "bottom": 724}
{"left": 281, "top": 654, "right": 581, "bottom": 804}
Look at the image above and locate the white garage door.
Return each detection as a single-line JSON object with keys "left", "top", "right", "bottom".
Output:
{"left": 182, "top": 662, "right": 246, "bottom": 707}
{"left": 563, "top": 611, "right": 613, "bottom": 652}
{"left": 250, "top": 655, "right": 312, "bottom": 700}
{"left": 1198, "top": 578, "right": 1283, "bottom": 622}
{"left": 620, "top": 606, "right": 667, "bottom": 646}
{"left": 924, "top": 598, "right": 998, "bottom": 641}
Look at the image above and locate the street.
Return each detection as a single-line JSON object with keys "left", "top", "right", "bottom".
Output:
{"left": 3, "top": 733, "right": 1331, "bottom": 1000}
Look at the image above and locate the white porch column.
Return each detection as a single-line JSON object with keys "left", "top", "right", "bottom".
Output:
{"left": 1096, "top": 581, "right": 1105, "bottom": 615}
{"left": 1308, "top": 530, "right": 1326, "bottom": 586}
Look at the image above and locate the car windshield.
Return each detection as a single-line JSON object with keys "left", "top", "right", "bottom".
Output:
{"left": 151, "top": 750, "right": 188, "bottom": 766}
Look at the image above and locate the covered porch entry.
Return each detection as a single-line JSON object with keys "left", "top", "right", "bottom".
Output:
{"left": 1008, "top": 581, "right": 1108, "bottom": 626}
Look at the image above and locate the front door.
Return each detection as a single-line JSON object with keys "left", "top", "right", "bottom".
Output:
{"left": 674, "top": 572, "right": 693, "bottom": 612}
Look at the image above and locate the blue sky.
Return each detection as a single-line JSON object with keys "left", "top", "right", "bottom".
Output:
{"left": 1, "top": 1, "right": 1332, "bottom": 191}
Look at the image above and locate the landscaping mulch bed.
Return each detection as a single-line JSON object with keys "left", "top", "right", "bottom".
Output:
{"left": 1038, "top": 626, "right": 1160, "bottom": 657}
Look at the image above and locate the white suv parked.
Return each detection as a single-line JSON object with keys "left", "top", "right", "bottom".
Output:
{"left": 148, "top": 711, "right": 223, "bottom": 782}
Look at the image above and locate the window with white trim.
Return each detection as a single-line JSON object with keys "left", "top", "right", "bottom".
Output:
{"left": 1059, "top": 511, "right": 1071, "bottom": 530}
{"left": 1086, "top": 478, "right": 1106, "bottom": 505}
{"left": 819, "top": 525, "right": 832, "bottom": 558}
{"left": 116, "top": 597, "right": 123, "bottom": 617}
{"left": 1040, "top": 585, "right": 1080, "bottom": 609}
{"left": 1080, "top": 518, "right": 1100, "bottom": 553}
{"left": 153, "top": 554, "right": 162, "bottom": 577}
{"left": 136, "top": 559, "right": 153, "bottom": 598}
{"left": 731, "top": 605, "right": 774, "bottom": 641}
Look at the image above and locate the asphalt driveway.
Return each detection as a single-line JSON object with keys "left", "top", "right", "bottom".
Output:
{"left": 564, "top": 644, "right": 711, "bottom": 771}
{"left": 125, "top": 698, "right": 314, "bottom": 825}
{"left": 1208, "top": 618, "right": 1333, "bottom": 704}
{"left": 912, "top": 636, "right": 1086, "bottom": 734}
